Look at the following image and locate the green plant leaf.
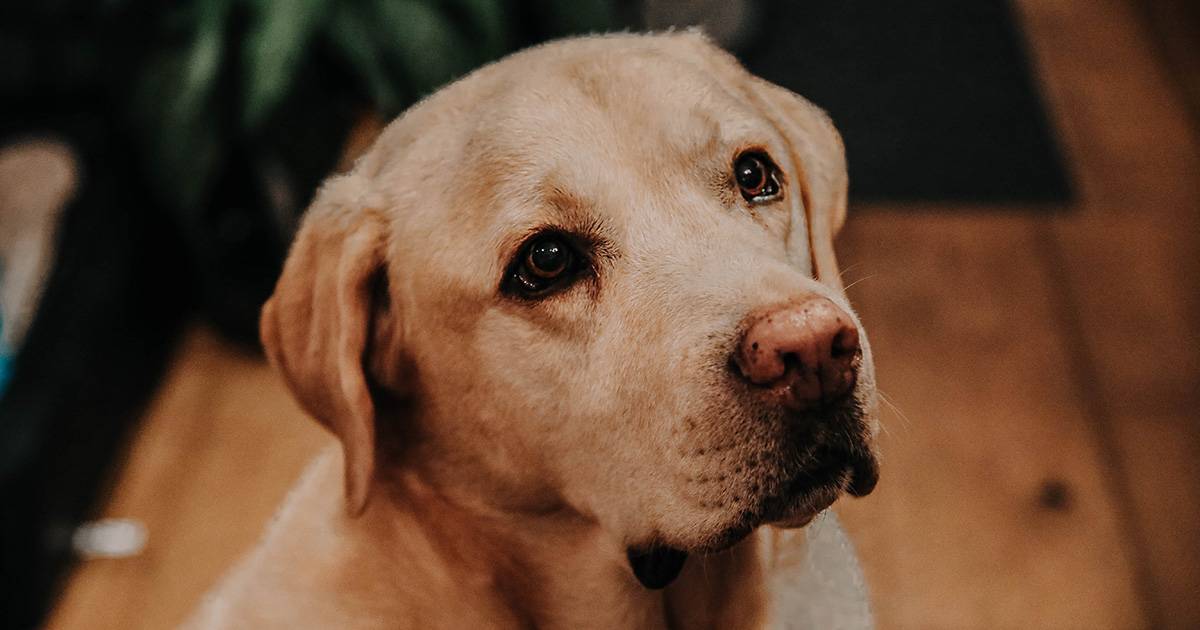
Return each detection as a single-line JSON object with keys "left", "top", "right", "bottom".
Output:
{"left": 369, "top": 0, "right": 476, "bottom": 98}
{"left": 241, "top": 0, "right": 327, "bottom": 130}
{"left": 133, "top": 0, "right": 231, "bottom": 213}
{"left": 328, "top": 2, "right": 405, "bottom": 114}
{"left": 446, "top": 0, "right": 508, "bottom": 59}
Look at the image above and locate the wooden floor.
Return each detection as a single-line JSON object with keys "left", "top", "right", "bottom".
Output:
{"left": 47, "top": 1, "right": 1200, "bottom": 628}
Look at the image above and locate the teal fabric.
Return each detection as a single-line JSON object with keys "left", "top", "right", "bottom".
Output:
{"left": 0, "top": 263, "right": 10, "bottom": 396}
{"left": 0, "top": 313, "right": 10, "bottom": 396}
{"left": 0, "top": 351, "right": 10, "bottom": 395}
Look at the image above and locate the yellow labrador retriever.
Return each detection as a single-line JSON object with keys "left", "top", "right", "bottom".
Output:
{"left": 186, "top": 31, "right": 879, "bottom": 630}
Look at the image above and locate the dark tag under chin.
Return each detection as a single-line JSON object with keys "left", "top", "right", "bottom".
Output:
{"left": 626, "top": 546, "right": 688, "bottom": 590}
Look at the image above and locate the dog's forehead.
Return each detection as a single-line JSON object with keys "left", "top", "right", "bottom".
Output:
{"left": 368, "top": 34, "right": 816, "bottom": 281}
{"left": 458, "top": 44, "right": 783, "bottom": 225}
{"left": 493, "top": 46, "right": 766, "bottom": 152}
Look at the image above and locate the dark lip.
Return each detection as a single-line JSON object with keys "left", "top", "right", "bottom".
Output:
{"left": 677, "top": 473, "right": 844, "bottom": 554}
{"left": 760, "top": 463, "right": 849, "bottom": 523}
{"left": 750, "top": 447, "right": 879, "bottom": 529}
{"left": 788, "top": 460, "right": 850, "bottom": 497}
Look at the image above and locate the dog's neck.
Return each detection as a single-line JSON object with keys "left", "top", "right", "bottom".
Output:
{"left": 348, "top": 468, "right": 767, "bottom": 630}
{"left": 194, "top": 449, "right": 795, "bottom": 630}
{"left": 202, "top": 449, "right": 768, "bottom": 629}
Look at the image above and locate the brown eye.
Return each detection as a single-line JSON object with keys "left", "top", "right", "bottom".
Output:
{"left": 504, "top": 233, "right": 583, "bottom": 297}
{"left": 734, "top": 152, "right": 781, "bottom": 202}
{"left": 527, "top": 238, "right": 570, "bottom": 278}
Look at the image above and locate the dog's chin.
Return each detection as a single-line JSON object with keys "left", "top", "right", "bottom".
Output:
{"left": 690, "top": 448, "right": 880, "bottom": 549}
{"left": 626, "top": 406, "right": 881, "bottom": 589}
{"left": 625, "top": 457, "right": 878, "bottom": 590}
{"left": 761, "top": 450, "right": 879, "bottom": 528}
{"left": 651, "top": 450, "right": 878, "bottom": 547}
{"left": 762, "top": 480, "right": 845, "bottom": 529}
{"left": 625, "top": 476, "right": 852, "bottom": 590}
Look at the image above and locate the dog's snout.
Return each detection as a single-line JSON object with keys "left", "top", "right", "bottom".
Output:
{"left": 732, "top": 297, "right": 860, "bottom": 410}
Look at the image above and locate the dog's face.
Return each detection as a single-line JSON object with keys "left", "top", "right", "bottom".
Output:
{"left": 262, "top": 33, "right": 878, "bottom": 562}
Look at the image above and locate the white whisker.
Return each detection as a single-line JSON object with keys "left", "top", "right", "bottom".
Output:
{"left": 842, "top": 273, "right": 878, "bottom": 292}
{"left": 876, "top": 390, "right": 912, "bottom": 440}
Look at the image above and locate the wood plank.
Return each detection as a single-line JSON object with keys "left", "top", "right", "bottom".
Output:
{"left": 46, "top": 328, "right": 329, "bottom": 630}
{"left": 834, "top": 211, "right": 1145, "bottom": 630}
{"left": 1016, "top": 0, "right": 1200, "bottom": 626}
{"left": 1140, "top": 0, "right": 1200, "bottom": 132}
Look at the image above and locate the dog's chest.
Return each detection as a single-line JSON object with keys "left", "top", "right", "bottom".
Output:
{"left": 759, "top": 513, "right": 874, "bottom": 630}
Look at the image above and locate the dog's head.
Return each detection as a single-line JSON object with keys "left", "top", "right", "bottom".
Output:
{"left": 262, "top": 32, "right": 878, "bottom": 577}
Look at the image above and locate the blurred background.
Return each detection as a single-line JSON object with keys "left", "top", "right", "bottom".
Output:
{"left": 1, "top": 0, "right": 1197, "bottom": 628}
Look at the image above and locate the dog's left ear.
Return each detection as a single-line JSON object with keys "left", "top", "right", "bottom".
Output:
{"left": 260, "top": 173, "right": 391, "bottom": 516}
{"left": 750, "top": 78, "right": 849, "bottom": 290}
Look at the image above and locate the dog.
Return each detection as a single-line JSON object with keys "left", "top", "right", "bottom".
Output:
{"left": 185, "top": 31, "right": 880, "bottom": 629}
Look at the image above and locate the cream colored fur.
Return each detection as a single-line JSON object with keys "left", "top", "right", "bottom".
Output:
{"left": 185, "top": 32, "right": 877, "bottom": 630}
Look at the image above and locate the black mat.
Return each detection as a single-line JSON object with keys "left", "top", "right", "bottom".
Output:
{"left": 0, "top": 117, "right": 191, "bottom": 629}
{"left": 735, "top": 0, "right": 1072, "bottom": 203}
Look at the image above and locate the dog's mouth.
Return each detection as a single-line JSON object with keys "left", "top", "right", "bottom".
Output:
{"left": 626, "top": 449, "right": 878, "bottom": 589}
{"left": 764, "top": 449, "right": 879, "bottom": 527}
{"left": 741, "top": 446, "right": 879, "bottom": 528}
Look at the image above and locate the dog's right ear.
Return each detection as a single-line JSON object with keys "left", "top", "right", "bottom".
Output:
{"left": 260, "top": 173, "right": 389, "bottom": 516}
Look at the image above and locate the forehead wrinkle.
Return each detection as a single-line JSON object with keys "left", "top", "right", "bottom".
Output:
{"left": 542, "top": 182, "right": 607, "bottom": 232}
{"left": 647, "top": 82, "right": 787, "bottom": 198}
{"left": 491, "top": 176, "right": 620, "bottom": 269}
{"left": 672, "top": 107, "right": 724, "bottom": 172}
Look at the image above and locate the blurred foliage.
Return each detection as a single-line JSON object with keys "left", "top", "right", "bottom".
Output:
{"left": 0, "top": 0, "right": 622, "bottom": 343}
{"left": 0, "top": 0, "right": 620, "bottom": 218}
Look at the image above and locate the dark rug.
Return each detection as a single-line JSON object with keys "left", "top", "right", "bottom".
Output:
{"left": 734, "top": 0, "right": 1072, "bottom": 203}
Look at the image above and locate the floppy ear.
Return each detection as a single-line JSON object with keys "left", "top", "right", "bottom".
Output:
{"left": 260, "top": 173, "right": 388, "bottom": 516}
{"left": 750, "top": 78, "right": 849, "bottom": 290}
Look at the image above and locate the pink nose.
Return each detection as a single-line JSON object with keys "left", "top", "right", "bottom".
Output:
{"left": 732, "top": 297, "right": 861, "bottom": 410}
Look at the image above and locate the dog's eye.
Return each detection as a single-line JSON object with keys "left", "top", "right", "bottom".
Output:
{"left": 527, "top": 239, "right": 570, "bottom": 279}
{"left": 734, "top": 152, "right": 781, "bottom": 202}
{"left": 504, "top": 233, "right": 584, "bottom": 298}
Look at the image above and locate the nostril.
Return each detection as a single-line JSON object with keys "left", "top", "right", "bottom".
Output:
{"left": 781, "top": 351, "right": 802, "bottom": 375}
{"left": 830, "top": 328, "right": 859, "bottom": 360}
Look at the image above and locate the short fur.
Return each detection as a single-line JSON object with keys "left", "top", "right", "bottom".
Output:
{"left": 185, "top": 32, "right": 879, "bottom": 630}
